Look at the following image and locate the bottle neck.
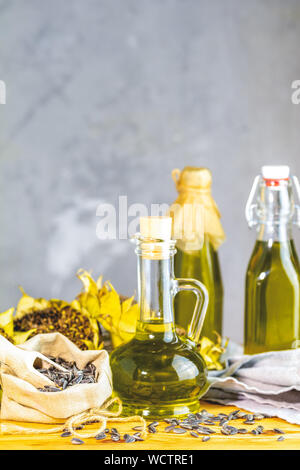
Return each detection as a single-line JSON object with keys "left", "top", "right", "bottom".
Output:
{"left": 257, "top": 221, "right": 293, "bottom": 242}
{"left": 137, "top": 255, "right": 174, "bottom": 325}
{"left": 255, "top": 182, "right": 294, "bottom": 242}
{"left": 133, "top": 233, "right": 209, "bottom": 344}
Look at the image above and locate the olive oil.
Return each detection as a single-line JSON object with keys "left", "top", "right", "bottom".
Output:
{"left": 110, "top": 216, "right": 209, "bottom": 419}
{"left": 244, "top": 165, "right": 300, "bottom": 354}
{"left": 174, "top": 238, "right": 223, "bottom": 339}
{"left": 245, "top": 240, "right": 300, "bottom": 354}
{"left": 110, "top": 321, "right": 207, "bottom": 418}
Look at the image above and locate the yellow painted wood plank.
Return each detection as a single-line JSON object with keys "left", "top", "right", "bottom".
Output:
{"left": 0, "top": 401, "right": 299, "bottom": 450}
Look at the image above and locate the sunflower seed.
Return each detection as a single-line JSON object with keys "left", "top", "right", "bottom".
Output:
{"left": 61, "top": 379, "right": 68, "bottom": 390}
{"left": 219, "top": 418, "right": 229, "bottom": 426}
{"left": 95, "top": 432, "right": 106, "bottom": 440}
{"left": 132, "top": 426, "right": 143, "bottom": 431}
{"left": 61, "top": 431, "right": 72, "bottom": 437}
{"left": 71, "top": 438, "right": 84, "bottom": 445}
{"left": 46, "top": 387, "right": 61, "bottom": 392}
{"left": 125, "top": 435, "right": 136, "bottom": 443}
{"left": 197, "top": 430, "right": 211, "bottom": 435}
{"left": 111, "top": 434, "right": 120, "bottom": 442}
{"left": 198, "top": 425, "right": 215, "bottom": 434}
{"left": 172, "top": 428, "right": 187, "bottom": 434}
{"left": 165, "top": 425, "right": 175, "bottom": 432}
{"left": 277, "top": 436, "right": 285, "bottom": 441}
{"left": 202, "top": 436, "right": 211, "bottom": 442}
{"left": 133, "top": 433, "right": 144, "bottom": 442}
{"left": 273, "top": 428, "right": 285, "bottom": 434}
{"left": 221, "top": 425, "right": 238, "bottom": 435}
{"left": 238, "top": 428, "right": 248, "bottom": 434}
{"left": 180, "top": 424, "right": 194, "bottom": 430}
{"left": 171, "top": 419, "right": 181, "bottom": 425}
{"left": 228, "top": 411, "right": 239, "bottom": 421}
{"left": 148, "top": 425, "right": 157, "bottom": 433}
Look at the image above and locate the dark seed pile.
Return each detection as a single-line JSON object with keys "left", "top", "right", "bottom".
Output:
{"left": 61, "top": 426, "right": 145, "bottom": 445}
{"left": 37, "top": 356, "right": 97, "bottom": 392}
{"left": 62, "top": 408, "right": 287, "bottom": 446}
{"left": 159, "top": 409, "right": 285, "bottom": 443}
{"left": 14, "top": 306, "right": 97, "bottom": 350}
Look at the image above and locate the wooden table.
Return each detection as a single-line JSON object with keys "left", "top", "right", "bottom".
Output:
{"left": 0, "top": 401, "right": 299, "bottom": 450}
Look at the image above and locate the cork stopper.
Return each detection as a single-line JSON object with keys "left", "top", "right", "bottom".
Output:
{"left": 140, "top": 216, "right": 172, "bottom": 240}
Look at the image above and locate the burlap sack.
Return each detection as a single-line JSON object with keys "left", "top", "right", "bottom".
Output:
{"left": 0, "top": 332, "right": 112, "bottom": 423}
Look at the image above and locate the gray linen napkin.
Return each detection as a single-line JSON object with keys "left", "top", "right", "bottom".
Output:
{"left": 204, "top": 342, "right": 300, "bottom": 424}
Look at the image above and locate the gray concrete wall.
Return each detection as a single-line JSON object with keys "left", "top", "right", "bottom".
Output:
{"left": 0, "top": 0, "right": 300, "bottom": 343}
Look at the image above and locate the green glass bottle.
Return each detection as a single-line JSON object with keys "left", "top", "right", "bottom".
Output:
{"left": 174, "top": 238, "right": 223, "bottom": 339}
{"left": 169, "top": 167, "right": 225, "bottom": 340}
{"left": 244, "top": 165, "right": 300, "bottom": 354}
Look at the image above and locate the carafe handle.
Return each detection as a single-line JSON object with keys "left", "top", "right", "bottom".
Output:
{"left": 172, "top": 278, "right": 209, "bottom": 344}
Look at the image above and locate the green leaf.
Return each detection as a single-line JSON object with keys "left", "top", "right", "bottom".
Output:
{"left": 14, "top": 329, "right": 36, "bottom": 345}
{"left": 0, "top": 308, "right": 14, "bottom": 338}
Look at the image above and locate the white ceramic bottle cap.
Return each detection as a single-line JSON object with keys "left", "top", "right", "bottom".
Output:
{"left": 140, "top": 216, "right": 172, "bottom": 240}
{"left": 261, "top": 165, "right": 290, "bottom": 180}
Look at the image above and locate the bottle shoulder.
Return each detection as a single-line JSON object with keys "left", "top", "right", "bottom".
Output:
{"left": 246, "top": 239, "right": 300, "bottom": 284}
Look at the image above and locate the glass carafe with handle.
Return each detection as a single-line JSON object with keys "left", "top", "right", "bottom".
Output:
{"left": 110, "top": 216, "right": 209, "bottom": 419}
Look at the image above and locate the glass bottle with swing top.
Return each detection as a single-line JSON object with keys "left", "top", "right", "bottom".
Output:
{"left": 110, "top": 216, "right": 209, "bottom": 419}
{"left": 244, "top": 165, "right": 300, "bottom": 354}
